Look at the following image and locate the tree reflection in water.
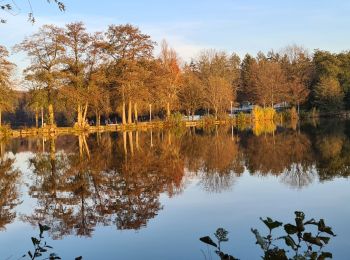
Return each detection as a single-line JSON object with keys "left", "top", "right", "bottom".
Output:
{"left": 0, "top": 119, "right": 349, "bottom": 238}
{"left": 0, "top": 138, "right": 21, "bottom": 230}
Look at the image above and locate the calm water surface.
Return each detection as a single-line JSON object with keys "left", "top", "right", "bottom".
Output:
{"left": 1, "top": 120, "right": 350, "bottom": 259}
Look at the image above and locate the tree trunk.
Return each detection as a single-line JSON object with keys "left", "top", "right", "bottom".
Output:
{"left": 297, "top": 102, "right": 300, "bottom": 114}
{"left": 167, "top": 102, "right": 170, "bottom": 118}
{"left": 78, "top": 135, "right": 83, "bottom": 158}
{"left": 35, "top": 107, "right": 39, "bottom": 128}
{"left": 128, "top": 100, "right": 132, "bottom": 124}
{"left": 77, "top": 104, "right": 82, "bottom": 126}
{"left": 215, "top": 107, "right": 218, "bottom": 120}
{"left": 96, "top": 110, "right": 100, "bottom": 127}
{"left": 123, "top": 131, "right": 127, "bottom": 156}
{"left": 48, "top": 103, "right": 54, "bottom": 126}
{"left": 0, "top": 109, "right": 2, "bottom": 127}
{"left": 82, "top": 102, "right": 88, "bottom": 124}
{"left": 149, "top": 104, "right": 152, "bottom": 123}
{"left": 192, "top": 111, "right": 195, "bottom": 121}
{"left": 0, "top": 140, "right": 3, "bottom": 157}
{"left": 122, "top": 102, "right": 126, "bottom": 125}
{"left": 49, "top": 138, "right": 56, "bottom": 175}
{"left": 128, "top": 131, "right": 134, "bottom": 156}
{"left": 134, "top": 102, "right": 138, "bottom": 123}
{"left": 136, "top": 130, "right": 139, "bottom": 150}
{"left": 41, "top": 107, "right": 44, "bottom": 128}
{"left": 82, "top": 135, "right": 90, "bottom": 158}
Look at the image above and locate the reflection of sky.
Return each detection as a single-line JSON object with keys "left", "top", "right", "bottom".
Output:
{"left": 1, "top": 153, "right": 350, "bottom": 259}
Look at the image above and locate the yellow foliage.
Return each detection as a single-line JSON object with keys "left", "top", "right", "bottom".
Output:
{"left": 252, "top": 120, "right": 277, "bottom": 136}
{"left": 252, "top": 106, "right": 276, "bottom": 121}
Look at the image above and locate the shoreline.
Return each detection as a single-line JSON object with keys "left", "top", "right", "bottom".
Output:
{"left": 0, "top": 119, "right": 233, "bottom": 138}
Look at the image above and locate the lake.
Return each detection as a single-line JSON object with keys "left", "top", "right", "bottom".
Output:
{"left": 0, "top": 119, "right": 350, "bottom": 259}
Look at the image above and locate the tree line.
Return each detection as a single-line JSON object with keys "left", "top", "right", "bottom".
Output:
{"left": 1, "top": 22, "right": 350, "bottom": 127}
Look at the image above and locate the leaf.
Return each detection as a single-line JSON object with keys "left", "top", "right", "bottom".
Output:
{"left": 318, "top": 219, "right": 336, "bottom": 236}
{"left": 75, "top": 257, "right": 83, "bottom": 260}
{"left": 39, "top": 223, "right": 51, "bottom": 237}
{"left": 264, "top": 248, "right": 288, "bottom": 260}
{"left": 319, "top": 236, "right": 331, "bottom": 245}
{"left": 251, "top": 228, "right": 268, "bottom": 250}
{"left": 260, "top": 217, "right": 283, "bottom": 231}
{"left": 31, "top": 237, "right": 40, "bottom": 245}
{"left": 49, "top": 253, "right": 62, "bottom": 260}
{"left": 303, "top": 232, "right": 323, "bottom": 247}
{"left": 304, "top": 218, "right": 318, "bottom": 226}
{"left": 215, "top": 251, "right": 238, "bottom": 260}
{"left": 318, "top": 252, "right": 332, "bottom": 260}
{"left": 284, "top": 223, "right": 298, "bottom": 235}
{"left": 199, "top": 236, "right": 217, "bottom": 248}
{"left": 310, "top": 252, "right": 318, "bottom": 259}
{"left": 283, "top": 235, "right": 298, "bottom": 250}
{"left": 39, "top": 247, "right": 48, "bottom": 252}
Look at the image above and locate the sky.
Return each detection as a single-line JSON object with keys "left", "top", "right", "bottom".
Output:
{"left": 1, "top": 0, "right": 350, "bottom": 76}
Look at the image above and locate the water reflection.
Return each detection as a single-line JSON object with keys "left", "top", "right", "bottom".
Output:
{"left": 1, "top": 120, "right": 350, "bottom": 239}
{"left": 0, "top": 143, "right": 21, "bottom": 230}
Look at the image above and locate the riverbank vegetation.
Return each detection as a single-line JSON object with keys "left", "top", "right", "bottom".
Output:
{"left": 2, "top": 22, "right": 350, "bottom": 129}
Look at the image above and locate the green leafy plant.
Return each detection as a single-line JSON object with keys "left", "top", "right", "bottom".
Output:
{"left": 199, "top": 227, "right": 238, "bottom": 260}
{"left": 22, "top": 223, "right": 82, "bottom": 260}
{"left": 251, "top": 211, "right": 336, "bottom": 259}
{"left": 22, "top": 223, "right": 59, "bottom": 260}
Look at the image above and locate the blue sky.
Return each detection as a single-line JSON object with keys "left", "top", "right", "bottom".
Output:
{"left": 1, "top": 0, "right": 350, "bottom": 70}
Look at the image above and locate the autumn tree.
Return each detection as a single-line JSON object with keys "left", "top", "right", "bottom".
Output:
{"left": 314, "top": 77, "right": 344, "bottom": 111}
{"left": 178, "top": 64, "right": 204, "bottom": 118}
{"left": 0, "top": 45, "right": 15, "bottom": 127}
{"left": 88, "top": 65, "right": 111, "bottom": 126}
{"left": 157, "top": 40, "right": 182, "bottom": 118}
{"left": 15, "top": 25, "right": 65, "bottom": 126}
{"left": 59, "top": 22, "right": 91, "bottom": 127}
{"left": 103, "top": 24, "right": 155, "bottom": 124}
{"left": 279, "top": 45, "right": 313, "bottom": 112}
{"left": 197, "top": 50, "right": 239, "bottom": 118}
{"left": 250, "top": 58, "right": 287, "bottom": 107}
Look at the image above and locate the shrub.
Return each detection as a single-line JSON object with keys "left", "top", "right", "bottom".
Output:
{"left": 252, "top": 106, "right": 276, "bottom": 121}
{"left": 165, "top": 112, "right": 184, "bottom": 127}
